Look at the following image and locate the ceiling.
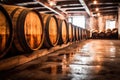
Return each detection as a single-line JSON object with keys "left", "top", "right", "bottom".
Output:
{"left": 0, "top": 0, "right": 120, "bottom": 17}
{"left": 87, "top": 0, "right": 119, "bottom": 16}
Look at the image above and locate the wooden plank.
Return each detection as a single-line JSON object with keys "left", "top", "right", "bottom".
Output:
{"left": 16, "top": 1, "right": 65, "bottom": 17}
{"left": 61, "top": 7, "right": 84, "bottom": 10}
{"left": 61, "top": 5, "right": 83, "bottom": 8}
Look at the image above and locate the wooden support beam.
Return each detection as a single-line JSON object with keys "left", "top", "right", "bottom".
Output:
{"left": 61, "top": 7, "right": 84, "bottom": 10}
{"left": 79, "top": 0, "right": 90, "bottom": 15}
{"left": 93, "top": 9, "right": 118, "bottom": 13}
{"left": 93, "top": 11, "right": 118, "bottom": 15}
{"left": 61, "top": 5, "right": 83, "bottom": 8}
{"left": 16, "top": 2, "right": 38, "bottom": 6}
{"left": 90, "top": 3, "right": 117, "bottom": 6}
{"left": 91, "top": 7, "right": 118, "bottom": 12}
{"left": 16, "top": 1, "right": 65, "bottom": 17}
{"left": 92, "top": 6, "right": 118, "bottom": 9}
{"left": 36, "top": 1, "right": 63, "bottom": 16}
{"left": 0, "top": 0, "right": 34, "bottom": 4}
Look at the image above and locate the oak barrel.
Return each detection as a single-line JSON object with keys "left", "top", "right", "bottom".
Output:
{"left": 82, "top": 29, "right": 87, "bottom": 39}
{"left": 0, "top": 5, "right": 13, "bottom": 58}
{"left": 68, "top": 23, "right": 73, "bottom": 42}
{"left": 41, "top": 14, "right": 59, "bottom": 48}
{"left": 78, "top": 27, "right": 81, "bottom": 40}
{"left": 58, "top": 19, "right": 68, "bottom": 44}
{"left": 72, "top": 25, "right": 76, "bottom": 41}
{"left": 2, "top": 5, "right": 44, "bottom": 52}
{"left": 75, "top": 26, "right": 79, "bottom": 41}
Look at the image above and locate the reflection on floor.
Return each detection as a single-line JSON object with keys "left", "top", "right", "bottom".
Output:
{"left": 1, "top": 40, "right": 120, "bottom": 80}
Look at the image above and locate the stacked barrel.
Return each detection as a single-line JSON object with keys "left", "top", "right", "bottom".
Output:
{"left": 0, "top": 4, "right": 90, "bottom": 58}
{"left": 91, "top": 28, "right": 118, "bottom": 39}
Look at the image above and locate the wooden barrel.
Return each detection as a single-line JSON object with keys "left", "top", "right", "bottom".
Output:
{"left": 111, "top": 28, "right": 118, "bottom": 39}
{"left": 81, "top": 29, "right": 84, "bottom": 40}
{"left": 72, "top": 25, "right": 76, "bottom": 41}
{"left": 2, "top": 5, "right": 44, "bottom": 52}
{"left": 58, "top": 19, "right": 68, "bottom": 44}
{"left": 0, "top": 5, "right": 13, "bottom": 58}
{"left": 75, "top": 26, "right": 79, "bottom": 41}
{"left": 41, "top": 14, "right": 59, "bottom": 48}
{"left": 78, "top": 27, "right": 81, "bottom": 40}
{"left": 79, "top": 28, "right": 81, "bottom": 40}
{"left": 82, "top": 29, "right": 86, "bottom": 39}
{"left": 86, "top": 30, "right": 90, "bottom": 39}
{"left": 83, "top": 29, "right": 87, "bottom": 39}
{"left": 68, "top": 23, "right": 73, "bottom": 42}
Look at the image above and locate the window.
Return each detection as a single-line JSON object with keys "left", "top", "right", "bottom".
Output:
{"left": 106, "top": 20, "right": 116, "bottom": 30}
{"left": 68, "top": 16, "right": 85, "bottom": 28}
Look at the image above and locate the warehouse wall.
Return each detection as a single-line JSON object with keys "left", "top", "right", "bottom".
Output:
{"left": 89, "top": 15, "right": 117, "bottom": 32}
{"left": 98, "top": 16, "right": 105, "bottom": 32}
{"left": 90, "top": 16, "right": 98, "bottom": 31}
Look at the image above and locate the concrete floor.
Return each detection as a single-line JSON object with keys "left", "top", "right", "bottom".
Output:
{"left": 1, "top": 40, "right": 120, "bottom": 80}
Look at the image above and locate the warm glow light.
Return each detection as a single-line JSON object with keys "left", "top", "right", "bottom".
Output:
{"left": 96, "top": 8, "right": 99, "bottom": 11}
{"left": 97, "top": 13, "right": 100, "bottom": 16}
{"left": 48, "top": 0, "right": 56, "bottom": 6}
{"left": 93, "top": 0, "right": 97, "bottom": 4}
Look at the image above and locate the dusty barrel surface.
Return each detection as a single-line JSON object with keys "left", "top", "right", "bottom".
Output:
{"left": 68, "top": 23, "right": 73, "bottom": 42}
{"left": 0, "top": 5, "right": 13, "bottom": 58}
{"left": 2, "top": 5, "right": 44, "bottom": 52}
{"left": 41, "top": 14, "right": 59, "bottom": 48}
{"left": 58, "top": 19, "right": 68, "bottom": 44}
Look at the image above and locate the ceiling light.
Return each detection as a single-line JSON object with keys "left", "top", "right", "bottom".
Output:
{"left": 48, "top": 0, "right": 56, "bottom": 6}
{"left": 93, "top": 0, "right": 97, "bottom": 4}
{"left": 97, "top": 13, "right": 100, "bottom": 16}
{"left": 96, "top": 8, "right": 99, "bottom": 11}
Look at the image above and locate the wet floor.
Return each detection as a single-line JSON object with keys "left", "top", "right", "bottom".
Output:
{"left": 1, "top": 40, "right": 120, "bottom": 80}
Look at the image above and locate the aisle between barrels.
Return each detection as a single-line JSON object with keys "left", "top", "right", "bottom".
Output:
{"left": 1, "top": 40, "right": 120, "bottom": 80}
